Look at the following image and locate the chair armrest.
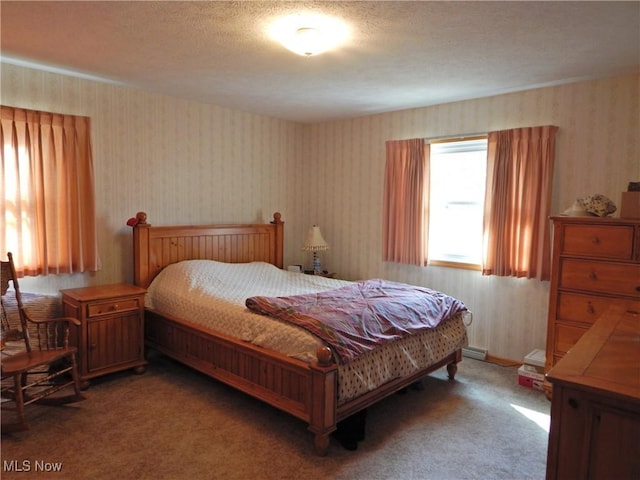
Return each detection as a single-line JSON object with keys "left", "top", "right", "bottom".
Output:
{"left": 27, "top": 316, "right": 82, "bottom": 327}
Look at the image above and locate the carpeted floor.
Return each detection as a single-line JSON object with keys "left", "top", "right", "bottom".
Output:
{"left": 1, "top": 351, "right": 550, "bottom": 480}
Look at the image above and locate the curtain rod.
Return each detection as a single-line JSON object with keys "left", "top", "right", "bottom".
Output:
{"left": 424, "top": 131, "right": 488, "bottom": 142}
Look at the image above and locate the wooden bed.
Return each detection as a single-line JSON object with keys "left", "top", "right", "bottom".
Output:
{"left": 131, "top": 211, "right": 463, "bottom": 455}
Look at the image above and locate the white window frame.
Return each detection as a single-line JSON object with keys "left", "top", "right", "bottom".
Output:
{"left": 427, "top": 136, "right": 488, "bottom": 270}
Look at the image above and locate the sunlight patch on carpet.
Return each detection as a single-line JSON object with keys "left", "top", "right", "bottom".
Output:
{"left": 510, "top": 404, "right": 550, "bottom": 433}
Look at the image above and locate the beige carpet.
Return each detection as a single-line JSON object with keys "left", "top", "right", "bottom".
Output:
{"left": 1, "top": 351, "right": 550, "bottom": 480}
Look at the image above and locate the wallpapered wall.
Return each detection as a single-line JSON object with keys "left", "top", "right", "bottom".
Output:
{"left": 300, "top": 74, "right": 639, "bottom": 361}
{"left": 1, "top": 63, "right": 304, "bottom": 292}
{"left": 2, "top": 62, "right": 638, "bottom": 361}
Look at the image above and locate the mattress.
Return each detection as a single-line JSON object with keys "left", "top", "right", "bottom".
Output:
{"left": 146, "top": 260, "right": 468, "bottom": 403}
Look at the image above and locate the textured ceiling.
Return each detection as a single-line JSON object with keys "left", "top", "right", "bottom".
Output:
{"left": 1, "top": 1, "right": 639, "bottom": 123}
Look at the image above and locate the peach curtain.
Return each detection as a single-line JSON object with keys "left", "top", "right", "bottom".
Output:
{"left": 382, "top": 138, "right": 429, "bottom": 266}
{"left": 1, "top": 106, "right": 100, "bottom": 276}
{"left": 482, "top": 125, "right": 558, "bottom": 280}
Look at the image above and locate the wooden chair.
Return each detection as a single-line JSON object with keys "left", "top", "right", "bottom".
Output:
{"left": 1, "top": 252, "right": 85, "bottom": 433}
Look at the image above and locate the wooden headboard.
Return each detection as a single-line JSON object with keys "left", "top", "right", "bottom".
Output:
{"left": 131, "top": 212, "right": 284, "bottom": 288}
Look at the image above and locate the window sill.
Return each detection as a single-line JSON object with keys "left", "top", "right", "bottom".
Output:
{"left": 428, "top": 260, "right": 481, "bottom": 271}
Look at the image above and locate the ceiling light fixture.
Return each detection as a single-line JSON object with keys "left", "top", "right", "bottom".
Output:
{"left": 269, "top": 13, "right": 348, "bottom": 57}
{"left": 295, "top": 27, "right": 321, "bottom": 57}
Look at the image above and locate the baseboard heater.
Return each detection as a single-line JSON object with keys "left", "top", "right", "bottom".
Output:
{"left": 462, "top": 346, "right": 488, "bottom": 361}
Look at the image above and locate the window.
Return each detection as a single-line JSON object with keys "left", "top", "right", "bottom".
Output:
{"left": 1, "top": 106, "right": 100, "bottom": 276}
{"left": 383, "top": 127, "right": 556, "bottom": 279}
{"left": 427, "top": 137, "right": 487, "bottom": 268}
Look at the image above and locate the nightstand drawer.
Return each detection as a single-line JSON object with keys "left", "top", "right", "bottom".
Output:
{"left": 87, "top": 297, "right": 141, "bottom": 317}
{"left": 560, "top": 224, "right": 634, "bottom": 259}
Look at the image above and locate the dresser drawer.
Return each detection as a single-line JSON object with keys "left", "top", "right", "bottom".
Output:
{"left": 556, "top": 293, "right": 640, "bottom": 326}
{"left": 559, "top": 258, "right": 640, "bottom": 297}
{"left": 560, "top": 224, "right": 634, "bottom": 259}
{"left": 554, "top": 323, "right": 588, "bottom": 356}
{"left": 87, "top": 297, "right": 141, "bottom": 318}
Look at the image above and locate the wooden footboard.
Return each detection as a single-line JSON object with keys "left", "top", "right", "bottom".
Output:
{"left": 146, "top": 309, "right": 460, "bottom": 455}
{"left": 145, "top": 309, "right": 339, "bottom": 454}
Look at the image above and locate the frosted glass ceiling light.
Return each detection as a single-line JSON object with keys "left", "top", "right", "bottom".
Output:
{"left": 295, "top": 27, "right": 321, "bottom": 56}
{"left": 269, "top": 14, "right": 348, "bottom": 56}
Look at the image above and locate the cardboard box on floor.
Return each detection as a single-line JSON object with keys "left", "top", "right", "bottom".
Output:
{"left": 524, "top": 348, "right": 545, "bottom": 374}
{"left": 518, "top": 348, "right": 546, "bottom": 391}
{"left": 518, "top": 365, "right": 545, "bottom": 391}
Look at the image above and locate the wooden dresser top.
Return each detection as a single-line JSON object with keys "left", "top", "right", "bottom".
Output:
{"left": 550, "top": 216, "right": 640, "bottom": 225}
{"left": 546, "top": 303, "right": 640, "bottom": 403}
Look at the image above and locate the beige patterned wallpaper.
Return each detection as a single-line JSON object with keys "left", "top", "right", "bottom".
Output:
{"left": 2, "top": 62, "right": 638, "bottom": 361}
{"left": 1, "top": 63, "right": 304, "bottom": 292}
{"left": 300, "top": 74, "right": 639, "bottom": 362}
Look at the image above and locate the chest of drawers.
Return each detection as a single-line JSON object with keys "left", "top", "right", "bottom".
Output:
{"left": 545, "top": 217, "right": 640, "bottom": 394}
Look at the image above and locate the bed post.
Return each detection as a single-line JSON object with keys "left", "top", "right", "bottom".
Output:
{"left": 271, "top": 212, "right": 284, "bottom": 269}
{"left": 132, "top": 212, "right": 150, "bottom": 287}
{"left": 308, "top": 346, "right": 338, "bottom": 456}
{"left": 446, "top": 348, "right": 462, "bottom": 379}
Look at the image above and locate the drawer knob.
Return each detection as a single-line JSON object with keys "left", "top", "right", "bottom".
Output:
{"left": 591, "top": 236, "right": 601, "bottom": 245}
{"left": 589, "top": 271, "right": 598, "bottom": 280}
{"left": 586, "top": 304, "right": 595, "bottom": 315}
{"left": 110, "top": 304, "right": 118, "bottom": 311}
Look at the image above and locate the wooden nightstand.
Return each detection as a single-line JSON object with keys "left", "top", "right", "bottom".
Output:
{"left": 61, "top": 283, "right": 147, "bottom": 386}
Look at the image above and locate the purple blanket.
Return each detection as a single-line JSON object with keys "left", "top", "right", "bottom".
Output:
{"left": 245, "top": 279, "right": 467, "bottom": 364}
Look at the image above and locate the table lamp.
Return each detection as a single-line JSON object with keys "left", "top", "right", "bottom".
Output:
{"left": 301, "top": 225, "right": 329, "bottom": 274}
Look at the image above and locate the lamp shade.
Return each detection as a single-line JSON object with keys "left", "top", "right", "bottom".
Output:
{"left": 301, "top": 225, "right": 329, "bottom": 252}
